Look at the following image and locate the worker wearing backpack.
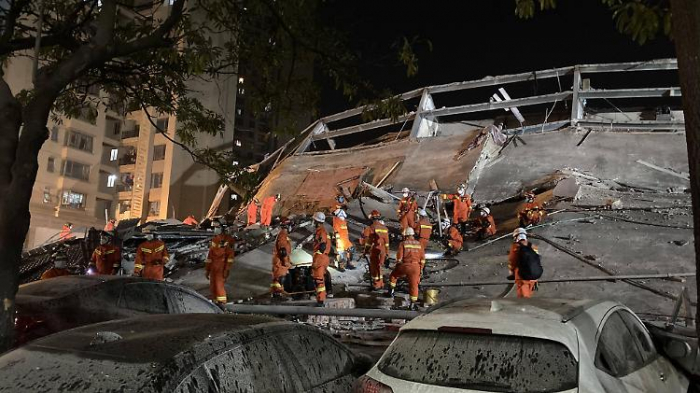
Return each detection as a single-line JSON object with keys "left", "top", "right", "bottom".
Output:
{"left": 507, "top": 228, "right": 542, "bottom": 298}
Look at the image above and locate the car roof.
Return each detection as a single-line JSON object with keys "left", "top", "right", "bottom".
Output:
{"left": 405, "top": 298, "right": 619, "bottom": 358}
{"left": 17, "top": 275, "right": 195, "bottom": 299}
{"left": 0, "top": 314, "right": 288, "bottom": 392}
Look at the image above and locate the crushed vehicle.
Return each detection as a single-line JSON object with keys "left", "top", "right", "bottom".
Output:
{"left": 14, "top": 275, "right": 221, "bottom": 346}
{"left": 355, "top": 298, "right": 689, "bottom": 392}
{"left": 0, "top": 314, "right": 373, "bottom": 392}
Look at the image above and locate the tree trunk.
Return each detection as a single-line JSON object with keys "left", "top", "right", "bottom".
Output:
{"left": 670, "top": 0, "right": 700, "bottom": 338}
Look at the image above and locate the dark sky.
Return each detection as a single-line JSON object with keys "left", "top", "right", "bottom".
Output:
{"left": 319, "top": 0, "right": 676, "bottom": 115}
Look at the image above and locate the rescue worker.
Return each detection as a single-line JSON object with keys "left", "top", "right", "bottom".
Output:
{"left": 474, "top": 207, "right": 497, "bottom": 240}
{"left": 205, "top": 221, "right": 234, "bottom": 305}
{"left": 271, "top": 218, "right": 293, "bottom": 298}
{"left": 59, "top": 222, "right": 73, "bottom": 241}
{"left": 247, "top": 198, "right": 260, "bottom": 226}
{"left": 41, "top": 251, "right": 71, "bottom": 280}
{"left": 104, "top": 219, "right": 116, "bottom": 232}
{"left": 508, "top": 228, "right": 540, "bottom": 298}
{"left": 518, "top": 192, "right": 545, "bottom": 227}
{"left": 444, "top": 184, "right": 472, "bottom": 234}
{"left": 360, "top": 210, "right": 390, "bottom": 290}
{"left": 183, "top": 215, "right": 199, "bottom": 226}
{"left": 387, "top": 227, "right": 425, "bottom": 310}
{"left": 446, "top": 224, "right": 464, "bottom": 255}
{"left": 334, "top": 195, "right": 348, "bottom": 211}
{"left": 415, "top": 209, "right": 433, "bottom": 251}
{"left": 332, "top": 208, "right": 355, "bottom": 271}
{"left": 260, "top": 194, "right": 280, "bottom": 227}
{"left": 397, "top": 187, "right": 418, "bottom": 232}
{"left": 311, "top": 212, "right": 331, "bottom": 305}
{"left": 133, "top": 227, "right": 169, "bottom": 281}
{"left": 88, "top": 233, "right": 121, "bottom": 275}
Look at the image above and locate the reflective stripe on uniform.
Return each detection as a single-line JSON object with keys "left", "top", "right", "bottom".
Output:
{"left": 141, "top": 248, "right": 152, "bottom": 254}
{"left": 375, "top": 229, "right": 388, "bottom": 233}
{"left": 104, "top": 250, "right": 115, "bottom": 255}
{"left": 112, "top": 264, "right": 120, "bottom": 267}
{"left": 134, "top": 264, "right": 144, "bottom": 269}
{"left": 404, "top": 245, "right": 422, "bottom": 249}
{"left": 420, "top": 225, "right": 432, "bottom": 229}
{"left": 316, "top": 286, "right": 326, "bottom": 293}
{"left": 410, "top": 296, "right": 418, "bottom": 302}
{"left": 94, "top": 250, "right": 102, "bottom": 256}
{"left": 270, "top": 283, "right": 283, "bottom": 288}
{"left": 226, "top": 258, "right": 234, "bottom": 263}
{"left": 389, "top": 281, "right": 397, "bottom": 288}
{"left": 216, "top": 296, "right": 227, "bottom": 302}
{"left": 155, "top": 245, "right": 165, "bottom": 252}
{"left": 340, "top": 225, "right": 347, "bottom": 230}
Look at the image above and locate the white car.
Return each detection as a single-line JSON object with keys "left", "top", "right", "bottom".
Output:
{"left": 354, "top": 298, "right": 689, "bottom": 392}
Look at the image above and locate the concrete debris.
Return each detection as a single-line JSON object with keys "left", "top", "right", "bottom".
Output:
{"left": 553, "top": 177, "right": 580, "bottom": 199}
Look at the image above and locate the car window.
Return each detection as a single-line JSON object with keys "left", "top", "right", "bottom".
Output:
{"left": 595, "top": 311, "right": 646, "bottom": 377}
{"left": 172, "top": 336, "right": 297, "bottom": 393}
{"left": 282, "top": 329, "right": 353, "bottom": 390}
{"left": 117, "top": 283, "right": 168, "bottom": 313}
{"left": 618, "top": 309, "right": 657, "bottom": 362}
{"left": 167, "top": 287, "right": 220, "bottom": 314}
{"left": 377, "top": 330, "right": 578, "bottom": 392}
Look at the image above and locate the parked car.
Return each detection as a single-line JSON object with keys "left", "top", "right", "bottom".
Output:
{"left": 354, "top": 298, "right": 689, "bottom": 392}
{"left": 0, "top": 314, "right": 372, "bottom": 392}
{"left": 14, "top": 275, "right": 220, "bottom": 346}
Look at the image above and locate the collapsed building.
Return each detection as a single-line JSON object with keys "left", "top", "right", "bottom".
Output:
{"left": 21, "top": 59, "right": 695, "bottom": 326}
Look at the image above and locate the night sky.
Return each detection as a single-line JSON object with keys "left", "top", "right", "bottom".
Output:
{"left": 319, "top": 0, "right": 676, "bottom": 115}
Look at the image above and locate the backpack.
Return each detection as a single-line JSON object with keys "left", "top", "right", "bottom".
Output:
{"left": 518, "top": 243, "right": 543, "bottom": 280}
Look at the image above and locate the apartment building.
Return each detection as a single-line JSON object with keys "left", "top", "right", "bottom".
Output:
{"left": 11, "top": 1, "right": 237, "bottom": 250}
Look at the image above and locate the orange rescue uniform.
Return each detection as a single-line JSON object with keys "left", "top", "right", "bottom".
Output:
{"left": 508, "top": 241, "right": 539, "bottom": 298}
{"left": 519, "top": 202, "right": 545, "bottom": 227}
{"left": 415, "top": 217, "right": 433, "bottom": 250}
{"left": 134, "top": 239, "right": 169, "bottom": 281}
{"left": 183, "top": 215, "right": 199, "bottom": 226}
{"left": 90, "top": 244, "right": 121, "bottom": 275}
{"left": 475, "top": 215, "right": 497, "bottom": 238}
{"left": 451, "top": 195, "right": 472, "bottom": 224}
{"left": 247, "top": 203, "right": 258, "bottom": 225}
{"left": 104, "top": 221, "right": 115, "bottom": 232}
{"left": 361, "top": 221, "right": 389, "bottom": 289}
{"left": 41, "top": 268, "right": 70, "bottom": 280}
{"left": 311, "top": 225, "right": 331, "bottom": 302}
{"left": 447, "top": 226, "right": 463, "bottom": 251}
{"left": 59, "top": 225, "right": 72, "bottom": 241}
{"left": 271, "top": 229, "right": 292, "bottom": 294}
{"left": 389, "top": 238, "right": 425, "bottom": 302}
{"left": 206, "top": 234, "right": 235, "bottom": 303}
{"left": 397, "top": 197, "right": 418, "bottom": 232}
{"left": 260, "top": 196, "right": 276, "bottom": 226}
{"left": 333, "top": 216, "right": 352, "bottom": 256}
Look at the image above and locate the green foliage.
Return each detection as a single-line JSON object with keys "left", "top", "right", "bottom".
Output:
{"left": 515, "top": 0, "right": 671, "bottom": 45}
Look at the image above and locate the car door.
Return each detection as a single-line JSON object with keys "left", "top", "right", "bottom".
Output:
{"left": 280, "top": 328, "right": 355, "bottom": 393}
{"left": 594, "top": 309, "right": 686, "bottom": 392}
{"left": 165, "top": 286, "right": 221, "bottom": 314}
{"left": 117, "top": 282, "right": 171, "bottom": 316}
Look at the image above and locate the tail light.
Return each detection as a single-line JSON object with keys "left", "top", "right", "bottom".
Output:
{"left": 352, "top": 376, "right": 394, "bottom": 393}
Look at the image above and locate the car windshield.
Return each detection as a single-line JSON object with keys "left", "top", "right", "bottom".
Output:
{"left": 378, "top": 330, "right": 578, "bottom": 393}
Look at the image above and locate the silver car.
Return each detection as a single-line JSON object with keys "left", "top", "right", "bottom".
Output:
{"left": 354, "top": 298, "right": 689, "bottom": 392}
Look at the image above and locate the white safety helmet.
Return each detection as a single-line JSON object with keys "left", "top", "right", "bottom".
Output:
{"left": 418, "top": 209, "right": 428, "bottom": 217}
{"left": 516, "top": 233, "right": 528, "bottom": 242}
{"left": 313, "top": 212, "right": 326, "bottom": 223}
{"left": 401, "top": 187, "right": 410, "bottom": 193}
{"left": 404, "top": 227, "right": 415, "bottom": 237}
{"left": 441, "top": 218, "right": 451, "bottom": 231}
{"left": 53, "top": 252, "right": 68, "bottom": 269}
{"left": 513, "top": 227, "right": 527, "bottom": 239}
{"left": 457, "top": 183, "right": 466, "bottom": 196}
{"left": 481, "top": 207, "right": 490, "bottom": 216}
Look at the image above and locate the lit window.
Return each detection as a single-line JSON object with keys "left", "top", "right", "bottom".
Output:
{"left": 238, "top": 77, "right": 244, "bottom": 84}
{"left": 110, "top": 148, "right": 118, "bottom": 161}
{"left": 238, "top": 88, "right": 245, "bottom": 95}
{"left": 235, "top": 140, "right": 242, "bottom": 147}
{"left": 61, "top": 190, "right": 86, "bottom": 210}
{"left": 107, "top": 174, "right": 117, "bottom": 188}
{"left": 236, "top": 108, "right": 243, "bottom": 116}
{"left": 43, "top": 187, "right": 51, "bottom": 204}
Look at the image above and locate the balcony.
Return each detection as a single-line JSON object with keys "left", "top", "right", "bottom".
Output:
{"left": 119, "top": 155, "right": 136, "bottom": 166}
{"left": 121, "top": 127, "right": 140, "bottom": 140}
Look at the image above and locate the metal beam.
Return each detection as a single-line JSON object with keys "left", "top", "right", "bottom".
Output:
{"left": 576, "top": 120, "right": 686, "bottom": 130}
{"left": 421, "top": 272, "right": 695, "bottom": 288}
{"left": 321, "top": 89, "right": 423, "bottom": 124}
{"left": 571, "top": 67, "right": 583, "bottom": 123}
{"left": 311, "top": 113, "right": 415, "bottom": 142}
{"left": 579, "top": 87, "right": 682, "bottom": 99}
{"left": 226, "top": 304, "right": 421, "bottom": 320}
{"left": 578, "top": 58, "right": 677, "bottom": 74}
{"left": 428, "top": 66, "right": 575, "bottom": 95}
{"left": 427, "top": 91, "right": 572, "bottom": 118}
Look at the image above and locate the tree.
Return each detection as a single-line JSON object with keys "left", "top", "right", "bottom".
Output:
{"left": 0, "top": 0, "right": 420, "bottom": 351}
{"left": 515, "top": 0, "right": 700, "bottom": 335}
